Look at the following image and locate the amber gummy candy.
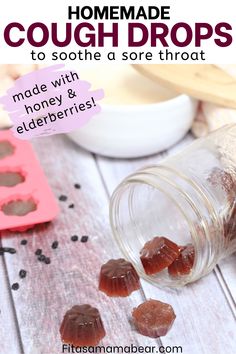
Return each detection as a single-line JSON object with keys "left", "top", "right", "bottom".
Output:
{"left": 132, "top": 299, "right": 176, "bottom": 338}
{"left": 168, "top": 244, "right": 195, "bottom": 277}
{"left": 60, "top": 304, "right": 106, "bottom": 346}
{"left": 99, "top": 258, "right": 141, "bottom": 297}
{"left": 140, "top": 236, "right": 180, "bottom": 275}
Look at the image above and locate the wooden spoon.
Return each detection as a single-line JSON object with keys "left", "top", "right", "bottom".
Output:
{"left": 132, "top": 64, "right": 236, "bottom": 109}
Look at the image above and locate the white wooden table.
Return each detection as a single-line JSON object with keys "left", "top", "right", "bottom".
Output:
{"left": 0, "top": 134, "right": 235, "bottom": 354}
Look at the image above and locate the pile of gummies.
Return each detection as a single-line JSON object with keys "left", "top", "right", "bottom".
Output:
{"left": 60, "top": 236, "right": 194, "bottom": 346}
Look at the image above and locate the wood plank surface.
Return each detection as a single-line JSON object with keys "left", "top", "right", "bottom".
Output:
{"left": 0, "top": 133, "right": 235, "bottom": 354}
{"left": 1, "top": 135, "right": 164, "bottom": 354}
{"left": 0, "top": 253, "right": 23, "bottom": 354}
{"left": 96, "top": 135, "right": 236, "bottom": 354}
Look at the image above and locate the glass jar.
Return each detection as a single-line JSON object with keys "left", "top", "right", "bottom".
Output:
{"left": 110, "top": 124, "right": 236, "bottom": 288}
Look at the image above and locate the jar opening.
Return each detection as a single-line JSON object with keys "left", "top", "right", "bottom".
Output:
{"left": 110, "top": 171, "right": 214, "bottom": 288}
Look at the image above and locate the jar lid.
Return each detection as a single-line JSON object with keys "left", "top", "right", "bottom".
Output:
{"left": 133, "top": 64, "right": 236, "bottom": 109}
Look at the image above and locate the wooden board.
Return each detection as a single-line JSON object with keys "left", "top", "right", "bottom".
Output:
{"left": 96, "top": 134, "right": 236, "bottom": 354}
{"left": 133, "top": 64, "right": 236, "bottom": 109}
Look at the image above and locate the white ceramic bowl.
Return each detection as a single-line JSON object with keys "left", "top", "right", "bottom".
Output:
{"left": 67, "top": 94, "right": 198, "bottom": 158}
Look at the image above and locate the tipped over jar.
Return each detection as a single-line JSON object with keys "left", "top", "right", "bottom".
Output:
{"left": 110, "top": 125, "right": 236, "bottom": 288}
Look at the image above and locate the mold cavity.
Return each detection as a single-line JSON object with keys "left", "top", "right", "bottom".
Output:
{"left": 1, "top": 199, "right": 37, "bottom": 216}
{"left": 0, "top": 141, "right": 15, "bottom": 159}
{"left": 0, "top": 172, "right": 25, "bottom": 187}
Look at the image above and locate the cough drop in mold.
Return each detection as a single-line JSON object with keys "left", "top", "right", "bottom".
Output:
{"left": 0, "top": 141, "right": 15, "bottom": 160}
{"left": 0, "top": 171, "right": 25, "bottom": 187}
{"left": 1, "top": 198, "right": 37, "bottom": 216}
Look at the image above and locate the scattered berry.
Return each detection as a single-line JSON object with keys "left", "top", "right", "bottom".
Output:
{"left": 59, "top": 195, "right": 68, "bottom": 202}
{"left": 81, "top": 235, "right": 89, "bottom": 243}
{"left": 4, "top": 247, "right": 16, "bottom": 254}
{"left": 68, "top": 204, "right": 74, "bottom": 209}
{"left": 44, "top": 257, "right": 51, "bottom": 264}
{"left": 74, "top": 183, "right": 81, "bottom": 189}
{"left": 38, "top": 254, "right": 46, "bottom": 262}
{"left": 0, "top": 247, "right": 16, "bottom": 254}
{"left": 11, "top": 283, "right": 19, "bottom": 291}
{"left": 71, "top": 235, "right": 78, "bottom": 242}
{"left": 20, "top": 239, "right": 27, "bottom": 245}
{"left": 51, "top": 241, "right": 59, "bottom": 249}
{"left": 19, "top": 269, "right": 27, "bottom": 279}
{"left": 35, "top": 249, "right": 42, "bottom": 256}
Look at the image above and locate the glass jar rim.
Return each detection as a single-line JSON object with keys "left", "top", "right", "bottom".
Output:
{"left": 110, "top": 165, "right": 223, "bottom": 287}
